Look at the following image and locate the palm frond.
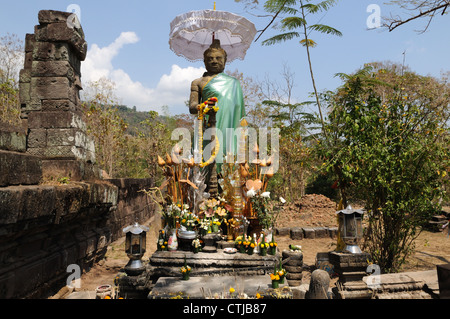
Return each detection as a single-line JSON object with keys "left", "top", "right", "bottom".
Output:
{"left": 262, "top": 32, "right": 301, "bottom": 46}
{"left": 302, "top": 0, "right": 339, "bottom": 13}
{"left": 308, "top": 24, "right": 343, "bottom": 36}
{"left": 281, "top": 16, "right": 306, "bottom": 30}
{"left": 264, "top": 0, "right": 298, "bottom": 14}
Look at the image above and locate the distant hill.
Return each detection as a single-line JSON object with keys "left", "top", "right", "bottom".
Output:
{"left": 111, "top": 105, "right": 194, "bottom": 136}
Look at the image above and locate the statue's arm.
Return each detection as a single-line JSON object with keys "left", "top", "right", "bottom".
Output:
{"left": 189, "top": 80, "right": 201, "bottom": 115}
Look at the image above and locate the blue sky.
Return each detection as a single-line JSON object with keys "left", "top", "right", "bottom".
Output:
{"left": 1, "top": 0, "right": 449, "bottom": 115}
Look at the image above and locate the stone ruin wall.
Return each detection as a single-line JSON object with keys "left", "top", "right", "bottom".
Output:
{"left": 19, "top": 10, "right": 96, "bottom": 182}
{"left": 0, "top": 10, "right": 157, "bottom": 299}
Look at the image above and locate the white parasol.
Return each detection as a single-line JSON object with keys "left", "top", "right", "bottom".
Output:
{"left": 169, "top": 9, "right": 257, "bottom": 63}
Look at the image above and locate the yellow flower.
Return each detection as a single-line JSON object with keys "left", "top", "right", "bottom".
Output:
{"left": 265, "top": 243, "right": 269, "bottom": 248}
{"left": 229, "top": 287, "right": 235, "bottom": 294}
{"left": 250, "top": 243, "right": 255, "bottom": 248}
{"left": 256, "top": 293, "right": 263, "bottom": 299}
{"left": 270, "top": 242, "right": 274, "bottom": 247}
{"left": 260, "top": 243, "right": 264, "bottom": 248}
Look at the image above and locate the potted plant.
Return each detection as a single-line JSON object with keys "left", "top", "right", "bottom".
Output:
{"left": 156, "top": 229, "right": 168, "bottom": 251}
{"left": 247, "top": 236, "right": 256, "bottom": 255}
{"left": 268, "top": 236, "right": 278, "bottom": 255}
{"left": 259, "top": 233, "right": 269, "bottom": 256}
{"left": 180, "top": 257, "right": 192, "bottom": 280}
{"left": 192, "top": 238, "right": 202, "bottom": 253}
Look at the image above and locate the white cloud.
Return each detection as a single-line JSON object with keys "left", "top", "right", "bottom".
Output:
{"left": 81, "top": 32, "right": 205, "bottom": 114}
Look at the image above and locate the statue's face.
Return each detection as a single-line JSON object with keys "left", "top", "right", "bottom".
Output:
{"left": 204, "top": 49, "right": 226, "bottom": 74}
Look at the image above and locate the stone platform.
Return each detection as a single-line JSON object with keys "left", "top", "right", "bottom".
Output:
{"left": 148, "top": 275, "right": 288, "bottom": 299}
{"left": 149, "top": 250, "right": 280, "bottom": 278}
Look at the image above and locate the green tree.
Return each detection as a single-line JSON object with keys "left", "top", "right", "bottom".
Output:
{"left": 0, "top": 80, "right": 21, "bottom": 126}
{"left": 258, "top": 0, "right": 342, "bottom": 135}
{"left": 320, "top": 62, "right": 450, "bottom": 272}
{"left": 82, "top": 78, "right": 128, "bottom": 178}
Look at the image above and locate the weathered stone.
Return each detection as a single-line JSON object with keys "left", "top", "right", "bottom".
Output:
{"left": 306, "top": 269, "right": 330, "bottom": 299}
{"left": 20, "top": 100, "right": 42, "bottom": 119}
{"left": 28, "top": 111, "right": 85, "bottom": 130}
{"left": 34, "top": 22, "right": 87, "bottom": 60}
{"left": 28, "top": 145, "right": 84, "bottom": 160}
{"left": 24, "top": 33, "right": 36, "bottom": 53}
{"left": 0, "top": 188, "right": 22, "bottom": 224}
{"left": 18, "top": 185, "right": 57, "bottom": 221}
{"left": 313, "top": 227, "right": 328, "bottom": 238}
{"left": 41, "top": 99, "right": 76, "bottom": 112}
{"left": 290, "top": 227, "right": 303, "bottom": 240}
{"left": 328, "top": 227, "right": 338, "bottom": 238}
{"left": 19, "top": 81, "right": 31, "bottom": 105}
{"left": 302, "top": 227, "right": 316, "bottom": 239}
{"left": 46, "top": 128, "right": 85, "bottom": 147}
{"left": 33, "top": 41, "right": 66, "bottom": 61}
{"left": 150, "top": 250, "right": 278, "bottom": 272}
{"left": 38, "top": 10, "right": 73, "bottom": 24}
{"left": 286, "top": 272, "right": 303, "bottom": 280}
{"left": 282, "top": 249, "right": 303, "bottom": 266}
{"left": 30, "top": 77, "right": 77, "bottom": 102}
{"left": 284, "top": 265, "right": 303, "bottom": 273}
{"left": 0, "top": 129, "right": 27, "bottom": 153}
{"left": 31, "top": 61, "right": 75, "bottom": 80}
{"left": 27, "top": 129, "right": 47, "bottom": 148}
{"left": 275, "top": 227, "right": 290, "bottom": 237}
{"left": 24, "top": 52, "right": 33, "bottom": 70}
{"left": 0, "top": 150, "right": 42, "bottom": 186}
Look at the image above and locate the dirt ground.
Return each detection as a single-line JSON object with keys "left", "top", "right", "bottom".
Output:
{"left": 69, "top": 194, "right": 450, "bottom": 296}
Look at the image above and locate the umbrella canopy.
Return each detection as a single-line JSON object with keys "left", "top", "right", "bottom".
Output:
{"left": 169, "top": 9, "right": 257, "bottom": 63}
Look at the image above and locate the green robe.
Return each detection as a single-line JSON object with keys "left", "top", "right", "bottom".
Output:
{"left": 201, "top": 73, "right": 246, "bottom": 172}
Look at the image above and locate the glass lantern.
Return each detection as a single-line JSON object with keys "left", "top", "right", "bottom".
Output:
{"left": 336, "top": 206, "right": 365, "bottom": 254}
{"left": 123, "top": 222, "right": 149, "bottom": 275}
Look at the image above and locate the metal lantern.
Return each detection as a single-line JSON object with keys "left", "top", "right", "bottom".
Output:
{"left": 123, "top": 222, "right": 149, "bottom": 275}
{"left": 336, "top": 206, "right": 365, "bottom": 254}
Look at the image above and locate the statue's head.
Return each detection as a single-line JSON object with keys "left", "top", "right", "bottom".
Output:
{"left": 203, "top": 39, "right": 227, "bottom": 74}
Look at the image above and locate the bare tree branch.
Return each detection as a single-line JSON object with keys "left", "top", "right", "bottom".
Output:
{"left": 254, "top": 0, "right": 289, "bottom": 42}
{"left": 383, "top": 0, "right": 450, "bottom": 32}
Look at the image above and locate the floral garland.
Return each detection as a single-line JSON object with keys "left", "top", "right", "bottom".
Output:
{"left": 197, "top": 97, "right": 220, "bottom": 168}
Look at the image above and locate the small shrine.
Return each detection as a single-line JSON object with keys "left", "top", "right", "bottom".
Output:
{"left": 116, "top": 5, "right": 288, "bottom": 299}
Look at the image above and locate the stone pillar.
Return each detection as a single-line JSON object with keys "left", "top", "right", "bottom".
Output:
{"left": 329, "top": 251, "right": 373, "bottom": 299}
{"left": 19, "top": 10, "right": 98, "bottom": 181}
{"left": 282, "top": 250, "right": 303, "bottom": 287}
{"left": 306, "top": 269, "right": 331, "bottom": 299}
